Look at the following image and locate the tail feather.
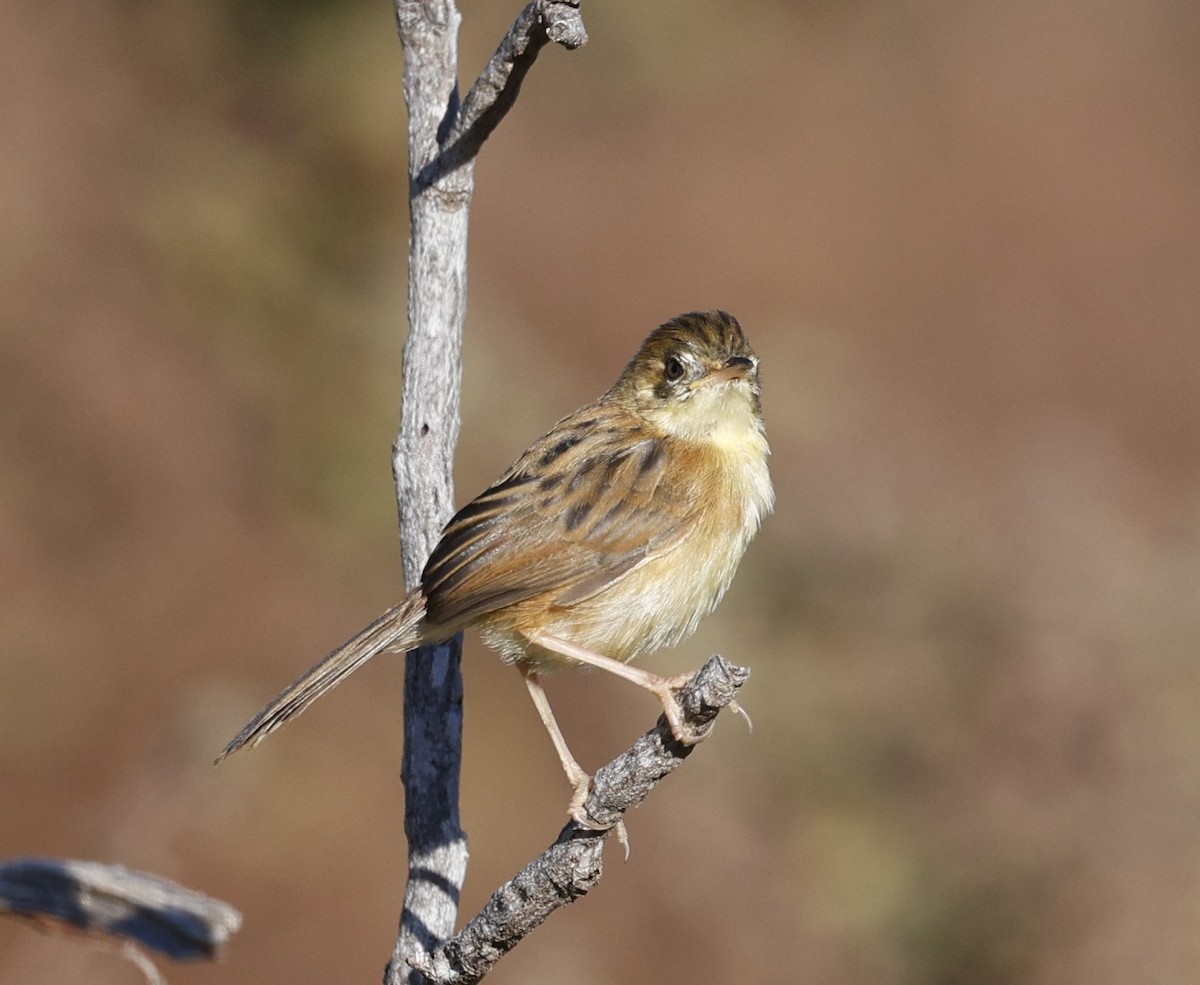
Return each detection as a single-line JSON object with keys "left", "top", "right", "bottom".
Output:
{"left": 216, "top": 590, "right": 426, "bottom": 762}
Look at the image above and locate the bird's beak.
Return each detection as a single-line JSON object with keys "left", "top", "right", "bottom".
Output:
{"left": 701, "top": 356, "right": 755, "bottom": 385}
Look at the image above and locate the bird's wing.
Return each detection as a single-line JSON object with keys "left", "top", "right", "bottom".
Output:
{"left": 422, "top": 413, "right": 694, "bottom": 629}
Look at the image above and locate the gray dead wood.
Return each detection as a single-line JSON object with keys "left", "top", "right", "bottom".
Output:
{"left": 0, "top": 857, "right": 241, "bottom": 977}
{"left": 388, "top": 3, "right": 587, "bottom": 984}
{"left": 406, "top": 656, "right": 751, "bottom": 985}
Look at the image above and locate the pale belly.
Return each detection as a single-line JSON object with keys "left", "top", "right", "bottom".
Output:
{"left": 479, "top": 452, "right": 772, "bottom": 671}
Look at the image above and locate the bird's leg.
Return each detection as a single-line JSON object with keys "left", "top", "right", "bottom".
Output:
{"left": 520, "top": 667, "right": 630, "bottom": 855}
{"left": 530, "top": 633, "right": 703, "bottom": 746}
{"left": 520, "top": 666, "right": 591, "bottom": 806}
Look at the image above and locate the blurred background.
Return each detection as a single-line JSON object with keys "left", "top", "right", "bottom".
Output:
{"left": 2, "top": 0, "right": 1199, "bottom": 982}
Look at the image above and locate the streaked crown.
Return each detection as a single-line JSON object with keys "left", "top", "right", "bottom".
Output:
{"left": 612, "top": 310, "right": 761, "bottom": 412}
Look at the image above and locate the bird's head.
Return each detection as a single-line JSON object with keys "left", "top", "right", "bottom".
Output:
{"left": 612, "top": 310, "right": 765, "bottom": 446}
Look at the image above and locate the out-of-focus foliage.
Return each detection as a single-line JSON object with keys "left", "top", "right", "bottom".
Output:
{"left": 2, "top": 1, "right": 1198, "bottom": 983}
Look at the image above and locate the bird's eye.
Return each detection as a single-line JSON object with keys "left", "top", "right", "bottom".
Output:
{"left": 663, "top": 354, "right": 686, "bottom": 382}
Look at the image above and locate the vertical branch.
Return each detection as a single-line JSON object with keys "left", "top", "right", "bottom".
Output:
{"left": 388, "top": 2, "right": 586, "bottom": 981}
{"left": 390, "top": 2, "right": 473, "bottom": 983}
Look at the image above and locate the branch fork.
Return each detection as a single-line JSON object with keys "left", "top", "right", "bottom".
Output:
{"left": 415, "top": 0, "right": 588, "bottom": 190}
{"left": 406, "top": 656, "right": 750, "bottom": 985}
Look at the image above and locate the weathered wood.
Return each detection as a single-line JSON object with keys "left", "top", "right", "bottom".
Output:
{"left": 388, "top": 4, "right": 587, "bottom": 982}
{"left": 390, "top": 4, "right": 470, "bottom": 982}
{"left": 407, "top": 657, "right": 750, "bottom": 985}
{"left": 0, "top": 856, "right": 241, "bottom": 967}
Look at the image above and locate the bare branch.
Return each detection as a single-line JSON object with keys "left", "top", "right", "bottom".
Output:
{"left": 407, "top": 656, "right": 751, "bottom": 985}
{"left": 0, "top": 857, "right": 241, "bottom": 964}
{"left": 390, "top": 2, "right": 587, "bottom": 982}
{"left": 391, "top": 5, "right": 471, "bottom": 983}
{"left": 418, "top": 0, "right": 588, "bottom": 188}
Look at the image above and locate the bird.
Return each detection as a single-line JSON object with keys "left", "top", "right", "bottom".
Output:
{"left": 217, "top": 310, "right": 773, "bottom": 826}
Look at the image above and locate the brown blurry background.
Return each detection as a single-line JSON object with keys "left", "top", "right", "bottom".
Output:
{"left": 2, "top": 1, "right": 1199, "bottom": 982}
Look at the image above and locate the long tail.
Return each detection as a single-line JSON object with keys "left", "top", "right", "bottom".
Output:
{"left": 216, "top": 590, "right": 426, "bottom": 762}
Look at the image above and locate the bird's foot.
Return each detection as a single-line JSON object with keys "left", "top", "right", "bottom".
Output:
{"left": 651, "top": 672, "right": 706, "bottom": 746}
{"left": 651, "top": 673, "right": 752, "bottom": 745}
{"left": 568, "top": 775, "right": 630, "bottom": 860}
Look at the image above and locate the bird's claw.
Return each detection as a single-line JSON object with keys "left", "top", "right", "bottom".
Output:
{"left": 728, "top": 698, "right": 753, "bottom": 733}
{"left": 654, "top": 672, "right": 704, "bottom": 746}
{"left": 568, "top": 782, "right": 630, "bottom": 860}
{"left": 653, "top": 673, "right": 752, "bottom": 745}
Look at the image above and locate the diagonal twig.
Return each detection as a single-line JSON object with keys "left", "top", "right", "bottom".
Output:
{"left": 416, "top": 0, "right": 588, "bottom": 190}
{"left": 407, "top": 655, "right": 750, "bottom": 985}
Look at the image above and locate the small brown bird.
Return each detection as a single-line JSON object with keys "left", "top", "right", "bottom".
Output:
{"left": 218, "top": 310, "right": 773, "bottom": 823}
